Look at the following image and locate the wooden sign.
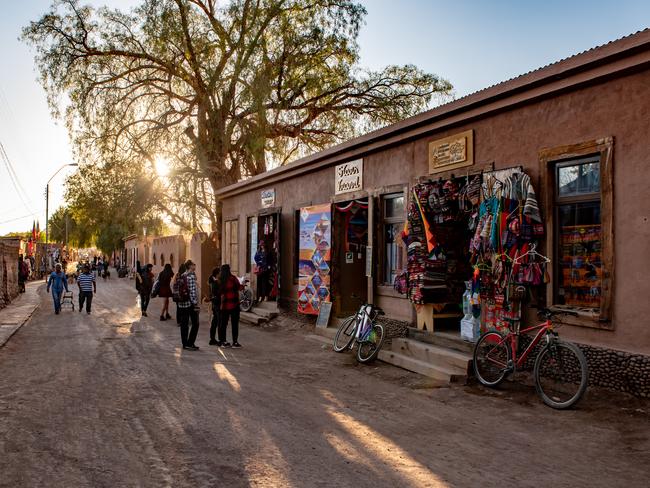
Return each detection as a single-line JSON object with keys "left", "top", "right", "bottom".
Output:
{"left": 316, "top": 302, "right": 333, "bottom": 328}
{"left": 428, "top": 130, "right": 474, "bottom": 174}
{"left": 335, "top": 159, "right": 363, "bottom": 195}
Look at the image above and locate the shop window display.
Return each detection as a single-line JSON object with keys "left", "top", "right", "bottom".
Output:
{"left": 554, "top": 158, "right": 601, "bottom": 309}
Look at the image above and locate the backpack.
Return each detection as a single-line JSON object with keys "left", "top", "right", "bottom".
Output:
{"left": 172, "top": 274, "right": 190, "bottom": 303}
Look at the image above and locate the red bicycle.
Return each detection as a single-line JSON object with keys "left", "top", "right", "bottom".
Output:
{"left": 473, "top": 308, "right": 588, "bottom": 409}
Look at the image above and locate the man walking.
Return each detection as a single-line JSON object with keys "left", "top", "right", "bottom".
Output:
{"left": 77, "top": 264, "right": 96, "bottom": 314}
{"left": 177, "top": 260, "right": 200, "bottom": 350}
{"left": 46, "top": 263, "right": 69, "bottom": 314}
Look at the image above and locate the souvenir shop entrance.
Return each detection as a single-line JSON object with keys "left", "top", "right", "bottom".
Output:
{"left": 406, "top": 167, "right": 548, "bottom": 339}
{"left": 256, "top": 209, "right": 281, "bottom": 302}
{"left": 332, "top": 198, "right": 369, "bottom": 316}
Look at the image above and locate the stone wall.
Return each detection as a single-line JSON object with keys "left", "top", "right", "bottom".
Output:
{"left": 518, "top": 335, "right": 650, "bottom": 398}
{"left": 0, "top": 241, "right": 20, "bottom": 309}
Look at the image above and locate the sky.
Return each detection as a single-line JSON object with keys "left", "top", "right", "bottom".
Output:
{"left": 1, "top": 0, "right": 649, "bottom": 235}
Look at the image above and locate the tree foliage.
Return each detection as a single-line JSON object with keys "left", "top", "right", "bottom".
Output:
{"left": 24, "top": 0, "right": 451, "bottom": 232}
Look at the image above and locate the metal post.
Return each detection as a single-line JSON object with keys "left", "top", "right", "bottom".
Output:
{"left": 45, "top": 184, "right": 49, "bottom": 273}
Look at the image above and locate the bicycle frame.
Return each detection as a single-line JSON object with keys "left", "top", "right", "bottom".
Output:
{"left": 354, "top": 305, "right": 374, "bottom": 341}
{"left": 486, "top": 319, "right": 554, "bottom": 372}
{"left": 509, "top": 320, "right": 553, "bottom": 369}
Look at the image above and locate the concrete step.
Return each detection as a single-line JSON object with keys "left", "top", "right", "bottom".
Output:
{"left": 250, "top": 307, "right": 278, "bottom": 320}
{"left": 313, "top": 326, "right": 337, "bottom": 340}
{"left": 391, "top": 338, "right": 471, "bottom": 373}
{"left": 407, "top": 327, "right": 475, "bottom": 354}
{"left": 304, "top": 334, "right": 332, "bottom": 347}
{"left": 378, "top": 349, "right": 464, "bottom": 383}
{"left": 240, "top": 311, "right": 267, "bottom": 326}
{"left": 255, "top": 300, "right": 279, "bottom": 312}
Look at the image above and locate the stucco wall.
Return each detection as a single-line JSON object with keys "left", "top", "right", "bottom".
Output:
{"left": 221, "top": 68, "right": 650, "bottom": 355}
{"left": 151, "top": 235, "right": 187, "bottom": 276}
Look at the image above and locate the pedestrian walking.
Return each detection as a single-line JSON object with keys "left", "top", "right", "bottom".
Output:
{"left": 173, "top": 262, "right": 187, "bottom": 327}
{"left": 218, "top": 264, "right": 243, "bottom": 348}
{"left": 46, "top": 263, "right": 69, "bottom": 314}
{"left": 138, "top": 263, "right": 154, "bottom": 317}
{"left": 254, "top": 241, "right": 270, "bottom": 302}
{"left": 176, "top": 260, "right": 200, "bottom": 350}
{"left": 208, "top": 267, "right": 221, "bottom": 346}
{"left": 18, "top": 255, "right": 28, "bottom": 293}
{"left": 157, "top": 263, "right": 174, "bottom": 321}
{"left": 77, "top": 264, "right": 96, "bottom": 314}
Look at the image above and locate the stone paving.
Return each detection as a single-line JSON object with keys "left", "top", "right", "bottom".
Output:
{"left": 0, "top": 280, "right": 42, "bottom": 348}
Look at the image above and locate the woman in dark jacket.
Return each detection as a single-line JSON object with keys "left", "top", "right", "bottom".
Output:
{"left": 254, "top": 241, "right": 270, "bottom": 302}
{"left": 218, "top": 264, "right": 243, "bottom": 348}
{"left": 139, "top": 263, "right": 154, "bottom": 317}
{"left": 208, "top": 267, "right": 221, "bottom": 345}
{"left": 158, "top": 263, "right": 174, "bottom": 321}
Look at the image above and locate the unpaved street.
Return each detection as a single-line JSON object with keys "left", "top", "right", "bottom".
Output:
{"left": 0, "top": 277, "right": 648, "bottom": 488}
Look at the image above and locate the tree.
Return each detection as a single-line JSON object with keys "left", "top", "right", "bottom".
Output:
{"left": 55, "top": 161, "right": 166, "bottom": 253}
{"left": 24, "top": 0, "right": 451, "bottom": 233}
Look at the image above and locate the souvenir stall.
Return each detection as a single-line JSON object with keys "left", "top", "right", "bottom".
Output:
{"left": 403, "top": 167, "right": 548, "bottom": 340}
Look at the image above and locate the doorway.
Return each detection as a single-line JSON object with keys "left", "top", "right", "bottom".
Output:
{"left": 333, "top": 199, "right": 368, "bottom": 316}
{"left": 257, "top": 211, "right": 281, "bottom": 302}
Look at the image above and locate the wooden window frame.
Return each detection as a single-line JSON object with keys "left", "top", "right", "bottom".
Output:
{"left": 539, "top": 137, "right": 614, "bottom": 329}
{"left": 246, "top": 215, "right": 257, "bottom": 274}
{"left": 379, "top": 192, "right": 406, "bottom": 286}
{"left": 225, "top": 219, "right": 240, "bottom": 275}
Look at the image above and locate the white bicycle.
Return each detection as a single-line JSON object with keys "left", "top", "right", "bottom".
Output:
{"left": 332, "top": 297, "right": 386, "bottom": 363}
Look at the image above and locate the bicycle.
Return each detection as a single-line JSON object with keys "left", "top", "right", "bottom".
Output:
{"left": 238, "top": 277, "right": 254, "bottom": 312}
{"left": 473, "top": 307, "right": 588, "bottom": 409}
{"left": 332, "top": 297, "right": 386, "bottom": 363}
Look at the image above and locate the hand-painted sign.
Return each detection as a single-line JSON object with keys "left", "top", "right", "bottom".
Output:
{"left": 428, "top": 130, "right": 474, "bottom": 174}
{"left": 335, "top": 159, "right": 363, "bottom": 195}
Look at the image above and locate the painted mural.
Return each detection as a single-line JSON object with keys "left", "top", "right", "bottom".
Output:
{"left": 298, "top": 204, "right": 331, "bottom": 315}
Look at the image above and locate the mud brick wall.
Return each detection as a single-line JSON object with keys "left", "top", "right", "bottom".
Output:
{"left": 517, "top": 335, "right": 650, "bottom": 398}
{"left": 0, "top": 241, "right": 20, "bottom": 309}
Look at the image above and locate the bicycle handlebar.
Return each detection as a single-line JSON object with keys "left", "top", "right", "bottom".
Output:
{"left": 536, "top": 307, "right": 579, "bottom": 319}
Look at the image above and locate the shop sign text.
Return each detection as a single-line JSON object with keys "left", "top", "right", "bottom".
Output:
{"left": 335, "top": 159, "right": 363, "bottom": 195}
{"left": 261, "top": 188, "right": 275, "bottom": 208}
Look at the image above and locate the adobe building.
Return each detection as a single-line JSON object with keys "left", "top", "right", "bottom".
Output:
{"left": 187, "top": 232, "right": 220, "bottom": 301}
{"left": 0, "top": 238, "right": 20, "bottom": 308}
{"left": 151, "top": 235, "right": 187, "bottom": 275}
{"left": 123, "top": 234, "right": 153, "bottom": 271}
{"left": 216, "top": 30, "right": 650, "bottom": 395}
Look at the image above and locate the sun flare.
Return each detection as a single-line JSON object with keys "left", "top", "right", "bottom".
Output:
{"left": 154, "top": 156, "right": 170, "bottom": 178}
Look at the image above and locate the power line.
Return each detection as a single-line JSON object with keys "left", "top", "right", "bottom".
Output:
{"left": 0, "top": 138, "right": 36, "bottom": 218}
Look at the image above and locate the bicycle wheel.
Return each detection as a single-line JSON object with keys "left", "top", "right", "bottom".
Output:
{"left": 240, "top": 289, "right": 253, "bottom": 312}
{"left": 333, "top": 316, "right": 357, "bottom": 353}
{"left": 534, "top": 340, "right": 588, "bottom": 409}
{"left": 356, "top": 323, "right": 385, "bottom": 363}
{"left": 473, "top": 331, "right": 511, "bottom": 387}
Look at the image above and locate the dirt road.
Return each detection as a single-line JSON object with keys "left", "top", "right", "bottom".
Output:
{"left": 0, "top": 276, "right": 648, "bottom": 487}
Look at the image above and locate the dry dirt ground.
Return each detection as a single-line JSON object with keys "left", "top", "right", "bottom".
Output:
{"left": 0, "top": 277, "right": 648, "bottom": 488}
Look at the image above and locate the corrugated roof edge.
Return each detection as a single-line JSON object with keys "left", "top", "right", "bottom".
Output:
{"left": 216, "top": 28, "right": 650, "bottom": 197}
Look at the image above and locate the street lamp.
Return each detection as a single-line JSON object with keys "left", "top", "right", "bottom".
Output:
{"left": 45, "top": 163, "right": 78, "bottom": 271}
